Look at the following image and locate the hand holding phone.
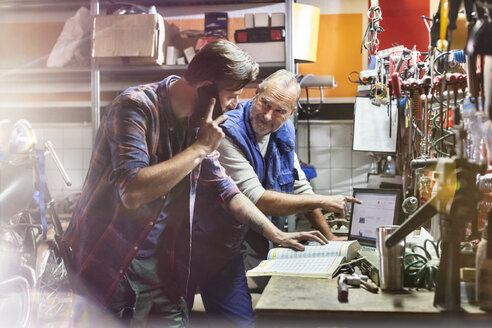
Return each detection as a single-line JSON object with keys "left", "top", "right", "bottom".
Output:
{"left": 197, "top": 84, "right": 223, "bottom": 120}
{"left": 195, "top": 95, "right": 229, "bottom": 155}
{"left": 191, "top": 84, "right": 223, "bottom": 127}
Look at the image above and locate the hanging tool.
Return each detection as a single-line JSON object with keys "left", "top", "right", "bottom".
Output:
{"left": 361, "top": 0, "right": 384, "bottom": 55}
{"left": 389, "top": 71, "right": 403, "bottom": 139}
{"left": 438, "top": 0, "right": 449, "bottom": 51}
{"left": 421, "top": 76, "right": 432, "bottom": 157}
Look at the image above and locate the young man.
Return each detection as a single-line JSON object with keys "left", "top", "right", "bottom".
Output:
{"left": 63, "top": 42, "right": 326, "bottom": 327}
{"left": 190, "top": 69, "right": 361, "bottom": 326}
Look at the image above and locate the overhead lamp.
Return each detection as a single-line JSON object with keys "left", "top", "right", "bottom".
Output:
{"left": 293, "top": 3, "right": 320, "bottom": 63}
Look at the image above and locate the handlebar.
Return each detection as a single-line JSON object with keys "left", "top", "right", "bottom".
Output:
{"left": 44, "top": 141, "right": 72, "bottom": 187}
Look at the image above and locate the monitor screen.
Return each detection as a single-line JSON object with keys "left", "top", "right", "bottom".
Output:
{"left": 348, "top": 188, "right": 400, "bottom": 245}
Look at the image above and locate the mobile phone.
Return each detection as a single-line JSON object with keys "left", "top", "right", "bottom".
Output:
{"left": 196, "top": 84, "right": 223, "bottom": 120}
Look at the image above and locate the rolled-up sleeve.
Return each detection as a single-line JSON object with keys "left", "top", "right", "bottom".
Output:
{"left": 199, "top": 150, "right": 241, "bottom": 203}
{"left": 106, "top": 98, "right": 152, "bottom": 199}
{"left": 217, "top": 136, "right": 265, "bottom": 203}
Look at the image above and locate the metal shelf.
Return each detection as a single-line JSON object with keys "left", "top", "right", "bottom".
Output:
{"left": 0, "top": 0, "right": 88, "bottom": 11}
{"left": 0, "top": 101, "right": 109, "bottom": 109}
{"left": 0, "top": 61, "right": 285, "bottom": 94}
{"left": 0, "top": 67, "right": 90, "bottom": 82}
{"left": 0, "top": 0, "right": 284, "bottom": 11}
{"left": 89, "top": 0, "right": 293, "bottom": 139}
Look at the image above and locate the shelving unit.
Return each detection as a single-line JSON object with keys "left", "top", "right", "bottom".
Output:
{"left": 89, "top": 0, "right": 294, "bottom": 139}
{"left": 1, "top": 0, "right": 294, "bottom": 135}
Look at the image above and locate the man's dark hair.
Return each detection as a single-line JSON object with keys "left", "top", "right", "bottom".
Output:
{"left": 184, "top": 39, "right": 259, "bottom": 91}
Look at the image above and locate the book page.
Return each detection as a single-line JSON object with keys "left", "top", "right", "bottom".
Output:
{"left": 267, "top": 240, "right": 360, "bottom": 261}
{"left": 246, "top": 256, "right": 345, "bottom": 279}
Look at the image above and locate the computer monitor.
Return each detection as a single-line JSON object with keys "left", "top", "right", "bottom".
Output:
{"left": 348, "top": 188, "right": 401, "bottom": 247}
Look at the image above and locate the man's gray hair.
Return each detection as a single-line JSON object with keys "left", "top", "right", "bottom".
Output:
{"left": 257, "top": 69, "right": 301, "bottom": 106}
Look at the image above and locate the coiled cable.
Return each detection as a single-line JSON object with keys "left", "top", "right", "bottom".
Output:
{"left": 404, "top": 239, "right": 441, "bottom": 289}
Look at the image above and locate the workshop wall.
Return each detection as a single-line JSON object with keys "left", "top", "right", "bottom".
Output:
{"left": 2, "top": 1, "right": 437, "bottom": 200}
{"left": 295, "top": 0, "right": 369, "bottom": 196}
{"left": 377, "top": 0, "right": 431, "bottom": 54}
{"left": 295, "top": 0, "right": 435, "bottom": 196}
{"left": 298, "top": 0, "right": 367, "bottom": 100}
{"left": 297, "top": 121, "right": 372, "bottom": 196}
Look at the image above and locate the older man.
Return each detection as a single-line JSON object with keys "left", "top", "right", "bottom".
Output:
{"left": 189, "top": 69, "right": 360, "bottom": 326}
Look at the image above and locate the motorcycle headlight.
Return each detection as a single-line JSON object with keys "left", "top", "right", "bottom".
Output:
{"left": 8, "top": 120, "right": 37, "bottom": 154}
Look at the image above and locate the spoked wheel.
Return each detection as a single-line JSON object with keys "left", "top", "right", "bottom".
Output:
{"left": 35, "top": 240, "right": 73, "bottom": 325}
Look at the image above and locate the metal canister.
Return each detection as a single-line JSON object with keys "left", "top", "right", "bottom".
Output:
{"left": 377, "top": 225, "right": 405, "bottom": 290}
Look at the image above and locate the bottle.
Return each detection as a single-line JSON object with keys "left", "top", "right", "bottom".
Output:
{"left": 463, "top": 98, "right": 489, "bottom": 165}
{"left": 476, "top": 220, "right": 492, "bottom": 310}
{"left": 385, "top": 155, "right": 396, "bottom": 176}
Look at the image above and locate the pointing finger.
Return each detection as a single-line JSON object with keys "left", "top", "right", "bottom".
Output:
{"left": 346, "top": 196, "right": 363, "bottom": 204}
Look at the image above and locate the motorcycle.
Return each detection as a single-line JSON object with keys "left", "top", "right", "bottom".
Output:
{"left": 0, "top": 120, "right": 73, "bottom": 326}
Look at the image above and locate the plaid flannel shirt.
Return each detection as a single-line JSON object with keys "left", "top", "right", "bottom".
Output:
{"left": 63, "top": 76, "right": 239, "bottom": 305}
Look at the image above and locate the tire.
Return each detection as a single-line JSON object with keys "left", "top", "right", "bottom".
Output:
{"left": 0, "top": 276, "right": 31, "bottom": 328}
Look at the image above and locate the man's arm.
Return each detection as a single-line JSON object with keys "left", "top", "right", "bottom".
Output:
{"left": 122, "top": 99, "right": 227, "bottom": 209}
{"left": 218, "top": 137, "right": 360, "bottom": 239}
{"left": 303, "top": 209, "right": 346, "bottom": 241}
{"left": 255, "top": 191, "right": 359, "bottom": 217}
{"left": 226, "top": 193, "right": 329, "bottom": 250}
{"left": 255, "top": 191, "right": 358, "bottom": 241}
{"left": 218, "top": 137, "right": 360, "bottom": 215}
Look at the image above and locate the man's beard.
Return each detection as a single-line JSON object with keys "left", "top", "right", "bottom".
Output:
{"left": 251, "top": 114, "right": 273, "bottom": 136}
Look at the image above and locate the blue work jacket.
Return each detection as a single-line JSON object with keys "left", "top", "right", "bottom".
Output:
{"left": 191, "top": 100, "right": 298, "bottom": 284}
{"left": 223, "top": 99, "right": 298, "bottom": 224}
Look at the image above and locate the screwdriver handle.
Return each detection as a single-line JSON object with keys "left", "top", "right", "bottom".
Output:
{"left": 362, "top": 279, "right": 379, "bottom": 293}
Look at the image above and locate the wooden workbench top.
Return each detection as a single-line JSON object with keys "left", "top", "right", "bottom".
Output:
{"left": 255, "top": 276, "right": 489, "bottom": 320}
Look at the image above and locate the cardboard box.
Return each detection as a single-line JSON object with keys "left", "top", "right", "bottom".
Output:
{"left": 183, "top": 46, "right": 195, "bottom": 63}
{"left": 254, "top": 13, "right": 270, "bottom": 27}
{"left": 244, "top": 13, "right": 254, "bottom": 29}
{"left": 93, "top": 13, "right": 165, "bottom": 65}
{"left": 237, "top": 41, "right": 284, "bottom": 63}
{"left": 204, "top": 12, "right": 228, "bottom": 38}
{"left": 166, "top": 46, "right": 178, "bottom": 65}
{"left": 271, "top": 13, "right": 285, "bottom": 27}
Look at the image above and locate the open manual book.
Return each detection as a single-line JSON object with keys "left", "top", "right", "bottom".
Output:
{"left": 246, "top": 240, "right": 361, "bottom": 279}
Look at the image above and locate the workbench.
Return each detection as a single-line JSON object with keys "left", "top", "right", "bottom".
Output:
{"left": 254, "top": 276, "right": 491, "bottom": 327}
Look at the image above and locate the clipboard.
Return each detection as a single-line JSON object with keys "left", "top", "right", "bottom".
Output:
{"left": 352, "top": 97, "right": 398, "bottom": 153}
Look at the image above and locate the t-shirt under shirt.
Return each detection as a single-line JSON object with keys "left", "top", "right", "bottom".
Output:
{"left": 217, "top": 134, "right": 314, "bottom": 204}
